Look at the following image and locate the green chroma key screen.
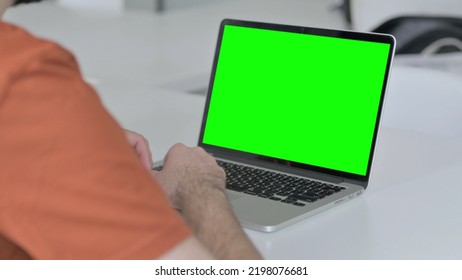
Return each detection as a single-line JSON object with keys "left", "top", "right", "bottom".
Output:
{"left": 202, "top": 25, "right": 391, "bottom": 176}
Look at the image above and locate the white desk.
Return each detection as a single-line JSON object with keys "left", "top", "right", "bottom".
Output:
{"left": 249, "top": 65, "right": 462, "bottom": 259}
{"left": 246, "top": 127, "right": 462, "bottom": 259}
{"left": 246, "top": 65, "right": 462, "bottom": 259}
{"left": 97, "top": 65, "right": 462, "bottom": 259}
{"left": 5, "top": 1, "right": 462, "bottom": 259}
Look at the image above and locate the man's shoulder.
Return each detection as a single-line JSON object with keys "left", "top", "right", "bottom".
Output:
{"left": 0, "top": 22, "right": 71, "bottom": 73}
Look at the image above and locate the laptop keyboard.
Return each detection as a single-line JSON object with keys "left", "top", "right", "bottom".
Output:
{"left": 153, "top": 160, "right": 346, "bottom": 207}
{"left": 217, "top": 160, "right": 345, "bottom": 207}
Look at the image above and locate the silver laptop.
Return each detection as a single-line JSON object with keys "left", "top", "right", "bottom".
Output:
{"left": 172, "top": 19, "right": 394, "bottom": 232}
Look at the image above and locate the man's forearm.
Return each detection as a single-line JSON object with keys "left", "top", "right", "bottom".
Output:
{"left": 180, "top": 186, "right": 262, "bottom": 260}
{"left": 153, "top": 143, "right": 261, "bottom": 259}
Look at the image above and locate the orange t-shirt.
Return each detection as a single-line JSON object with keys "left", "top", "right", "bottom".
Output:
{"left": 0, "top": 22, "right": 191, "bottom": 259}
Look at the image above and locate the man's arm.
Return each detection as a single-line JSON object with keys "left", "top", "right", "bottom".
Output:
{"left": 154, "top": 144, "right": 262, "bottom": 260}
{"left": 159, "top": 236, "right": 213, "bottom": 259}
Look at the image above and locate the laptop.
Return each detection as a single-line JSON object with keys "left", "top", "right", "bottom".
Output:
{"left": 163, "top": 19, "right": 395, "bottom": 232}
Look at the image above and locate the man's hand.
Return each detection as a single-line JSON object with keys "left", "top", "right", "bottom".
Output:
{"left": 152, "top": 143, "right": 261, "bottom": 259}
{"left": 152, "top": 143, "right": 226, "bottom": 208}
{"left": 124, "top": 129, "right": 153, "bottom": 171}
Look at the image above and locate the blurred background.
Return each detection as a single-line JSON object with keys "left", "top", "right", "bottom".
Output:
{"left": 4, "top": 0, "right": 462, "bottom": 155}
{"left": 5, "top": 0, "right": 462, "bottom": 90}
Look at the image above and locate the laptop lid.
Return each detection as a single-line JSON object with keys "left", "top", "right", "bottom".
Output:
{"left": 199, "top": 19, "right": 395, "bottom": 187}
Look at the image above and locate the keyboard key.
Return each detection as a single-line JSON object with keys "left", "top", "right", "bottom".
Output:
{"left": 288, "top": 194, "right": 318, "bottom": 203}
{"left": 244, "top": 190, "right": 257, "bottom": 195}
{"left": 293, "top": 202, "right": 306, "bottom": 207}
{"left": 280, "top": 199, "right": 294, "bottom": 204}
{"left": 218, "top": 160, "right": 343, "bottom": 205}
{"left": 227, "top": 183, "right": 249, "bottom": 192}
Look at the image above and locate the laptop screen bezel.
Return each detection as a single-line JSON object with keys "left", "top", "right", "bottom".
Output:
{"left": 198, "top": 19, "right": 395, "bottom": 184}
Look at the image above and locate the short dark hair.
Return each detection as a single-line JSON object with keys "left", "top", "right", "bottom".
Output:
{"left": 14, "top": 0, "right": 45, "bottom": 5}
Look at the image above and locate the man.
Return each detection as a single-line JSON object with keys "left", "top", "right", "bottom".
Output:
{"left": 0, "top": 0, "right": 261, "bottom": 259}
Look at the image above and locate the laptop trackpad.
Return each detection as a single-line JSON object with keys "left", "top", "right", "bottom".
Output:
{"left": 229, "top": 195, "right": 306, "bottom": 230}
{"left": 226, "top": 190, "right": 244, "bottom": 201}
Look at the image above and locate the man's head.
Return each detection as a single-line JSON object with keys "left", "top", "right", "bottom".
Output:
{"left": 13, "top": 0, "right": 44, "bottom": 5}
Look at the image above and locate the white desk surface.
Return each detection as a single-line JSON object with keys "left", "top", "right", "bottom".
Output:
{"left": 5, "top": 1, "right": 462, "bottom": 259}
{"left": 97, "top": 67, "right": 462, "bottom": 260}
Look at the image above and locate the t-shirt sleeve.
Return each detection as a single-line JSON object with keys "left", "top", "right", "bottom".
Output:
{"left": 0, "top": 44, "right": 191, "bottom": 259}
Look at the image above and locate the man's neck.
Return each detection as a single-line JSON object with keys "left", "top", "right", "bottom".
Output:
{"left": 0, "top": 0, "right": 14, "bottom": 18}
